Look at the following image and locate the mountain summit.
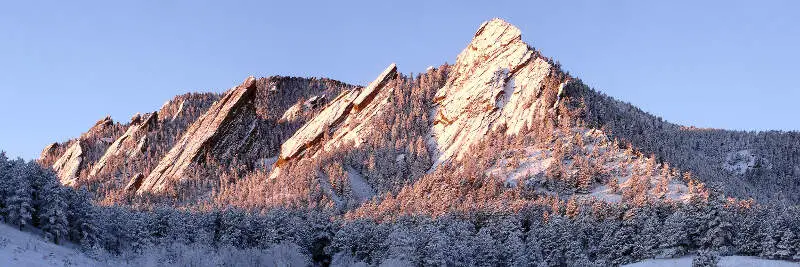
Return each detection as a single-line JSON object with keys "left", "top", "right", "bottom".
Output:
{"left": 432, "top": 18, "right": 553, "bottom": 163}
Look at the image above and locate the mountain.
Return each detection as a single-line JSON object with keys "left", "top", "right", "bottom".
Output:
{"left": 39, "top": 18, "right": 800, "bottom": 212}
{"left": 8, "top": 17, "right": 799, "bottom": 267}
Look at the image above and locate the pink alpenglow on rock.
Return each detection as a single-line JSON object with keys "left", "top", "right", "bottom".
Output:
{"left": 137, "top": 76, "right": 258, "bottom": 194}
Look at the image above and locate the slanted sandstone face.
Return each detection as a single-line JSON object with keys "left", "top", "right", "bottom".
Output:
{"left": 39, "top": 142, "right": 61, "bottom": 164}
{"left": 353, "top": 63, "right": 397, "bottom": 111}
{"left": 278, "top": 63, "right": 397, "bottom": 164}
{"left": 52, "top": 141, "right": 84, "bottom": 186}
{"left": 431, "top": 18, "right": 553, "bottom": 165}
{"left": 125, "top": 173, "right": 145, "bottom": 192}
{"left": 89, "top": 112, "right": 158, "bottom": 177}
{"left": 86, "top": 116, "right": 114, "bottom": 136}
{"left": 137, "top": 76, "right": 258, "bottom": 194}
{"left": 278, "top": 89, "right": 359, "bottom": 162}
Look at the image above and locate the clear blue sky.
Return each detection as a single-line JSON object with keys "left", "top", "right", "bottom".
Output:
{"left": 1, "top": 1, "right": 798, "bottom": 160}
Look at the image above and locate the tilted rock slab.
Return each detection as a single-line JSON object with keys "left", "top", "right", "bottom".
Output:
{"left": 89, "top": 112, "right": 158, "bottom": 177}
{"left": 136, "top": 76, "right": 258, "bottom": 194}
{"left": 125, "top": 173, "right": 145, "bottom": 192}
{"left": 278, "top": 63, "right": 397, "bottom": 163}
{"left": 52, "top": 141, "right": 84, "bottom": 186}
{"left": 431, "top": 18, "right": 553, "bottom": 164}
{"left": 39, "top": 142, "right": 62, "bottom": 167}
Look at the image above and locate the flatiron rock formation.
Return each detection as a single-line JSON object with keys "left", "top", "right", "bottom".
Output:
{"left": 431, "top": 18, "right": 553, "bottom": 164}
{"left": 278, "top": 63, "right": 397, "bottom": 163}
{"left": 136, "top": 77, "right": 258, "bottom": 194}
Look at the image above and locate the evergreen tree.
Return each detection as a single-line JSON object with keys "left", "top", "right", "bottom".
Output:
{"left": 524, "top": 222, "right": 546, "bottom": 265}
{"left": 659, "top": 210, "right": 689, "bottom": 257}
{"left": 0, "top": 151, "right": 9, "bottom": 220}
{"left": 692, "top": 250, "right": 720, "bottom": 267}
{"left": 40, "top": 182, "right": 69, "bottom": 244}
{"left": 774, "top": 229, "right": 796, "bottom": 259}
{"left": 66, "top": 188, "right": 98, "bottom": 247}
{"left": 382, "top": 224, "right": 417, "bottom": 263}
{"left": 6, "top": 172, "right": 33, "bottom": 230}
{"left": 473, "top": 227, "right": 500, "bottom": 266}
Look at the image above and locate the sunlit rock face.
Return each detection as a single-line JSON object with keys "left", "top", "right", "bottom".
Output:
{"left": 431, "top": 18, "right": 553, "bottom": 164}
{"left": 90, "top": 112, "right": 158, "bottom": 177}
{"left": 52, "top": 142, "right": 84, "bottom": 186}
{"left": 137, "top": 76, "right": 258, "bottom": 194}
{"left": 277, "top": 63, "right": 397, "bottom": 164}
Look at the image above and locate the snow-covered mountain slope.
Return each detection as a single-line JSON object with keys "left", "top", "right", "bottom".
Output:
{"left": 0, "top": 224, "right": 99, "bottom": 267}
{"left": 38, "top": 18, "right": 800, "bottom": 209}
{"left": 0, "top": 222, "right": 313, "bottom": 267}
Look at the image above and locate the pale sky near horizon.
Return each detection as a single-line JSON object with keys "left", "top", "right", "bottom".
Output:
{"left": 1, "top": 0, "right": 799, "bottom": 160}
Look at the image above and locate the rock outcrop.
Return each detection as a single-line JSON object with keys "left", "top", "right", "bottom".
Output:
{"left": 278, "top": 63, "right": 397, "bottom": 163}
{"left": 125, "top": 173, "right": 145, "bottom": 192}
{"left": 52, "top": 141, "right": 84, "bottom": 186}
{"left": 39, "top": 142, "right": 61, "bottom": 165}
{"left": 89, "top": 112, "right": 158, "bottom": 177}
{"left": 136, "top": 76, "right": 258, "bottom": 194}
{"left": 431, "top": 18, "right": 553, "bottom": 164}
{"left": 35, "top": 18, "right": 800, "bottom": 208}
{"left": 86, "top": 116, "right": 114, "bottom": 136}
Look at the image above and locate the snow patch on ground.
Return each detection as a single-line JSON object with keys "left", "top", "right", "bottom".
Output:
{"left": 346, "top": 166, "right": 375, "bottom": 202}
{"left": 624, "top": 255, "right": 799, "bottom": 267}
{"left": 589, "top": 185, "right": 622, "bottom": 203}
{"left": 0, "top": 223, "right": 99, "bottom": 266}
{"left": 485, "top": 147, "right": 552, "bottom": 187}
{"left": 724, "top": 149, "right": 757, "bottom": 175}
{"left": 172, "top": 100, "right": 185, "bottom": 121}
{"left": 257, "top": 156, "right": 278, "bottom": 171}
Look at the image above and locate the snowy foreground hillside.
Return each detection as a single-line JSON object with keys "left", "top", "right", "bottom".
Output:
{"left": 2, "top": 218, "right": 799, "bottom": 267}
{"left": 0, "top": 223, "right": 311, "bottom": 267}
{"left": 625, "top": 256, "right": 798, "bottom": 267}
{"left": 0, "top": 223, "right": 99, "bottom": 266}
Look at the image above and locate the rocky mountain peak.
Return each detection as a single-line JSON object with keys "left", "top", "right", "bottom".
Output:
{"left": 431, "top": 18, "right": 553, "bottom": 164}
{"left": 471, "top": 18, "right": 522, "bottom": 52}
{"left": 86, "top": 116, "right": 115, "bottom": 135}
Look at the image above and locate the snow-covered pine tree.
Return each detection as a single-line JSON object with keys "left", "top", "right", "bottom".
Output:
{"left": 0, "top": 151, "right": 9, "bottom": 220}
{"left": 633, "top": 207, "right": 662, "bottom": 260}
{"left": 658, "top": 210, "right": 689, "bottom": 258}
{"left": 700, "top": 199, "right": 734, "bottom": 253}
{"left": 692, "top": 249, "right": 720, "bottom": 267}
{"left": 40, "top": 181, "right": 69, "bottom": 244}
{"left": 523, "top": 221, "right": 546, "bottom": 265}
{"left": 774, "top": 229, "right": 796, "bottom": 260}
{"left": 473, "top": 227, "right": 500, "bottom": 266}
{"left": 6, "top": 168, "right": 33, "bottom": 230}
{"left": 382, "top": 224, "right": 417, "bottom": 264}
{"left": 66, "top": 187, "right": 98, "bottom": 247}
